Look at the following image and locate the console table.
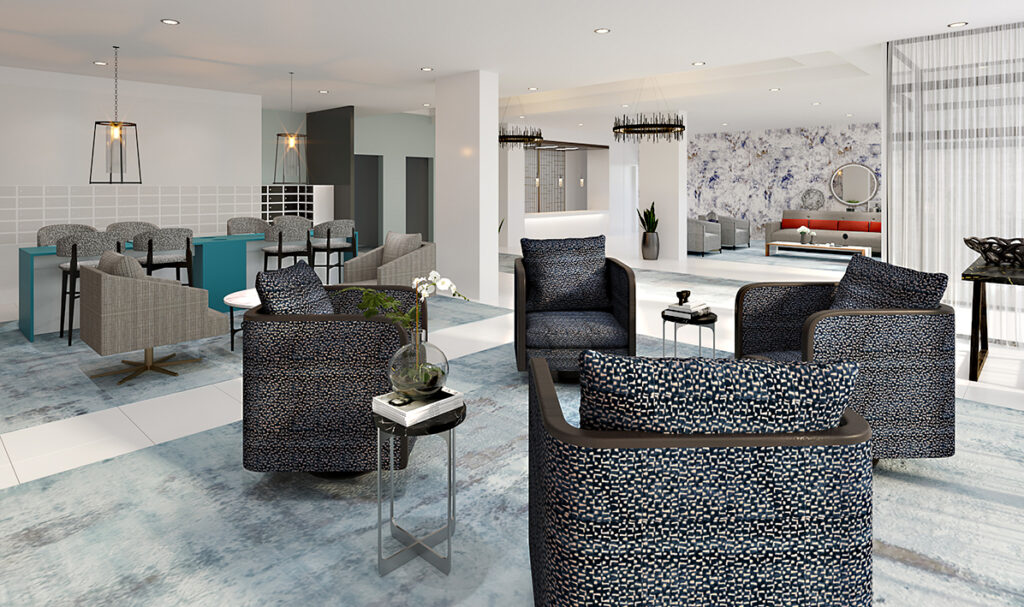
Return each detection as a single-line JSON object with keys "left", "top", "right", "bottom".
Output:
{"left": 961, "top": 256, "right": 1023, "bottom": 381}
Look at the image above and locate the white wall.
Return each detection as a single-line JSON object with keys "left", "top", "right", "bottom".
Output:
{"left": 586, "top": 149, "right": 610, "bottom": 211}
{"left": 354, "top": 113, "right": 435, "bottom": 239}
{"left": 499, "top": 147, "right": 525, "bottom": 252}
{"left": 639, "top": 134, "right": 687, "bottom": 260}
{"left": 262, "top": 109, "right": 306, "bottom": 183}
{"left": 564, "top": 151, "right": 588, "bottom": 211}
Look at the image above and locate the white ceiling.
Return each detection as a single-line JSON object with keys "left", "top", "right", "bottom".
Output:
{"left": 1, "top": 0, "right": 1022, "bottom": 134}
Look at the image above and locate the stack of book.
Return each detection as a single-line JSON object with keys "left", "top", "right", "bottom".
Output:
{"left": 372, "top": 388, "right": 464, "bottom": 426}
{"left": 665, "top": 301, "right": 710, "bottom": 321}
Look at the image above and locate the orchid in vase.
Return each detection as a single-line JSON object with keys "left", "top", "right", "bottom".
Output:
{"left": 345, "top": 271, "right": 467, "bottom": 399}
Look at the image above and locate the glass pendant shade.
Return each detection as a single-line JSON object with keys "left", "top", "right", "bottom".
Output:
{"left": 273, "top": 132, "right": 307, "bottom": 184}
{"left": 90, "top": 120, "right": 141, "bottom": 184}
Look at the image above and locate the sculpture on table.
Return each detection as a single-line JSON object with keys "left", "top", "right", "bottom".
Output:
{"left": 676, "top": 290, "right": 691, "bottom": 305}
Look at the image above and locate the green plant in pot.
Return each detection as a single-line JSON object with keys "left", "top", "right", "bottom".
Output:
{"left": 345, "top": 271, "right": 467, "bottom": 399}
{"left": 638, "top": 201, "right": 660, "bottom": 260}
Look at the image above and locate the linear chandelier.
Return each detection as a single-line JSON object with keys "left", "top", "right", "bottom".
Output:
{"left": 612, "top": 77, "right": 686, "bottom": 143}
{"left": 498, "top": 96, "right": 543, "bottom": 148}
{"left": 89, "top": 45, "right": 142, "bottom": 184}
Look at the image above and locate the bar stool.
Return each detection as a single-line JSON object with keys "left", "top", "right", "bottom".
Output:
{"left": 131, "top": 228, "right": 194, "bottom": 286}
{"left": 37, "top": 224, "right": 96, "bottom": 247}
{"left": 105, "top": 221, "right": 158, "bottom": 252}
{"left": 56, "top": 231, "right": 120, "bottom": 345}
{"left": 310, "top": 219, "right": 355, "bottom": 283}
{"left": 263, "top": 215, "right": 312, "bottom": 271}
{"left": 227, "top": 217, "right": 270, "bottom": 236}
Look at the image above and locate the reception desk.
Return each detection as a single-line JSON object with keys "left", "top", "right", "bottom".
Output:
{"left": 17, "top": 231, "right": 358, "bottom": 341}
{"left": 523, "top": 210, "right": 610, "bottom": 242}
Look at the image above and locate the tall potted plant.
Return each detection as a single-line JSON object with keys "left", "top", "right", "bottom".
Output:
{"left": 638, "top": 202, "right": 659, "bottom": 260}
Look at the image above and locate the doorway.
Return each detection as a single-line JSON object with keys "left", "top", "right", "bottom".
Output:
{"left": 354, "top": 154, "right": 383, "bottom": 248}
{"left": 406, "top": 157, "right": 433, "bottom": 242}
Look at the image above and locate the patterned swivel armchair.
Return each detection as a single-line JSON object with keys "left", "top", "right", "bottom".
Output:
{"left": 734, "top": 255, "right": 955, "bottom": 459}
{"left": 528, "top": 355, "right": 873, "bottom": 606}
{"left": 515, "top": 235, "right": 635, "bottom": 375}
{"left": 242, "top": 282, "right": 425, "bottom": 472}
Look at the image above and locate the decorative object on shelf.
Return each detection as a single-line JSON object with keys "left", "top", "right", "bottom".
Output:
{"left": 273, "top": 72, "right": 307, "bottom": 184}
{"left": 964, "top": 236, "right": 1024, "bottom": 268}
{"left": 676, "top": 289, "right": 690, "bottom": 305}
{"left": 798, "top": 225, "right": 811, "bottom": 244}
{"left": 705, "top": 210, "right": 719, "bottom": 223}
{"left": 498, "top": 96, "right": 542, "bottom": 148}
{"left": 90, "top": 46, "right": 141, "bottom": 184}
{"left": 801, "top": 188, "right": 826, "bottom": 210}
{"left": 346, "top": 271, "right": 467, "bottom": 398}
{"left": 638, "top": 202, "right": 660, "bottom": 260}
{"left": 829, "top": 162, "right": 878, "bottom": 207}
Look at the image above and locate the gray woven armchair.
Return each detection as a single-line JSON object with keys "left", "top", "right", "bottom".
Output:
{"left": 735, "top": 281, "right": 955, "bottom": 459}
{"left": 700, "top": 214, "right": 750, "bottom": 248}
{"left": 242, "top": 285, "right": 424, "bottom": 472}
{"left": 687, "top": 217, "right": 722, "bottom": 255}
{"left": 344, "top": 240, "right": 436, "bottom": 286}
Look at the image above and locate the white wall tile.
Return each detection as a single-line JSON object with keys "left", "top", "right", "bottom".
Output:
{"left": 17, "top": 186, "right": 43, "bottom": 196}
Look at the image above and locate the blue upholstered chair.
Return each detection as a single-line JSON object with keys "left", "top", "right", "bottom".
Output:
{"left": 242, "top": 279, "right": 425, "bottom": 472}
{"left": 734, "top": 255, "right": 955, "bottom": 459}
{"left": 528, "top": 355, "right": 873, "bottom": 606}
{"left": 515, "top": 235, "right": 635, "bottom": 374}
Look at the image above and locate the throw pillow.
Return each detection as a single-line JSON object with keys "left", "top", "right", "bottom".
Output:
{"left": 97, "top": 250, "right": 144, "bottom": 278}
{"left": 255, "top": 260, "right": 334, "bottom": 315}
{"left": 381, "top": 232, "right": 422, "bottom": 265}
{"left": 520, "top": 235, "right": 610, "bottom": 312}
{"left": 578, "top": 350, "right": 858, "bottom": 435}
{"left": 831, "top": 255, "right": 948, "bottom": 310}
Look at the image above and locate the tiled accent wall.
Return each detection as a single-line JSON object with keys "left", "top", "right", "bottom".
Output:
{"left": 260, "top": 185, "right": 314, "bottom": 220}
{"left": 0, "top": 185, "right": 261, "bottom": 246}
{"left": 524, "top": 149, "right": 566, "bottom": 213}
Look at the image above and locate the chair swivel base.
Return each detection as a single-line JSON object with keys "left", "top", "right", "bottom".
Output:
{"left": 90, "top": 347, "right": 200, "bottom": 385}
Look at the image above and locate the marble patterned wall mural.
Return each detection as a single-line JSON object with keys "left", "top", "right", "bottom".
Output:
{"left": 688, "top": 123, "right": 882, "bottom": 237}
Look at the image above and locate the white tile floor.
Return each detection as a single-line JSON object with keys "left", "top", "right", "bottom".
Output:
{"left": 1, "top": 252, "right": 1020, "bottom": 486}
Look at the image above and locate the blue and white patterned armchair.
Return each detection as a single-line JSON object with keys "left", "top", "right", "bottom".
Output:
{"left": 734, "top": 256, "right": 955, "bottom": 460}
{"left": 528, "top": 356, "right": 873, "bottom": 606}
{"left": 242, "top": 284, "right": 424, "bottom": 472}
{"left": 515, "top": 236, "right": 635, "bottom": 374}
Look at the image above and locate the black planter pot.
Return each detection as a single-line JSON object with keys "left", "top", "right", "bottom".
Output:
{"left": 641, "top": 232, "right": 660, "bottom": 260}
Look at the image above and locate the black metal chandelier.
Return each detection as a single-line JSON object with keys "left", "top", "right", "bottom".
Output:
{"left": 90, "top": 46, "right": 142, "bottom": 184}
{"left": 273, "top": 72, "right": 307, "bottom": 184}
{"left": 612, "top": 112, "right": 686, "bottom": 142}
{"left": 498, "top": 123, "right": 543, "bottom": 148}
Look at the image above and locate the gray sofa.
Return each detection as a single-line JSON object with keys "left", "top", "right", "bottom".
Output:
{"left": 763, "top": 210, "right": 881, "bottom": 251}
{"left": 698, "top": 214, "right": 750, "bottom": 248}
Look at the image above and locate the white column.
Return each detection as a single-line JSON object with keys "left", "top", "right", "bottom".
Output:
{"left": 499, "top": 147, "right": 526, "bottom": 254}
{"left": 638, "top": 118, "right": 687, "bottom": 260}
{"left": 434, "top": 71, "right": 499, "bottom": 304}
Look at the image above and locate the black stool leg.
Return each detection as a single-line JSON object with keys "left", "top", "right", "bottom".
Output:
{"left": 67, "top": 271, "right": 77, "bottom": 346}
{"left": 176, "top": 267, "right": 181, "bottom": 281}
{"left": 264, "top": 252, "right": 269, "bottom": 272}
{"left": 59, "top": 270, "right": 68, "bottom": 338}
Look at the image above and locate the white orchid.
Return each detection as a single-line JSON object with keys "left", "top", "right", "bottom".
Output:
{"left": 436, "top": 278, "right": 452, "bottom": 292}
{"left": 797, "top": 225, "right": 811, "bottom": 234}
{"left": 428, "top": 270, "right": 441, "bottom": 282}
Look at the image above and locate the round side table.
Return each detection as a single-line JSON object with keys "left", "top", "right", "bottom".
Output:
{"left": 375, "top": 405, "right": 467, "bottom": 576}
{"left": 222, "top": 288, "right": 260, "bottom": 351}
{"left": 661, "top": 310, "right": 718, "bottom": 358}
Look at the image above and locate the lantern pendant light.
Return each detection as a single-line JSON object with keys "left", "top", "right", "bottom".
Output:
{"left": 90, "top": 45, "right": 142, "bottom": 183}
{"left": 273, "top": 72, "right": 308, "bottom": 184}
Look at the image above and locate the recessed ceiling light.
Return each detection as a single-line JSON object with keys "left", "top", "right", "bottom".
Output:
{"left": 691, "top": 61, "right": 706, "bottom": 67}
{"left": 160, "top": 18, "right": 180, "bottom": 25}
{"left": 947, "top": 21, "right": 968, "bottom": 28}
{"left": 812, "top": 101, "right": 821, "bottom": 106}
{"left": 318, "top": 90, "right": 329, "bottom": 94}
{"left": 721, "top": 122, "right": 728, "bottom": 126}
{"left": 593, "top": 28, "right": 611, "bottom": 34}
{"left": 423, "top": 103, "right": 431, "bottom": 107}
{"left": 420, "top": 66, "right": 434, "bottom": 72}
{"left": 846, "top": 113, "right": 854, "bottom": 117}
{"left": 621, "top": 104, "right": 629, "bottom": 108}
{"left": 518, "top": 115, "right": 526, "bottom": 119}
{"left": 769, "top": 87, "right": 781, "bottom": 92}
{"left": 93, "top": 61, "right": 107, "bottom": 66}
{"left": 528, "top": 87, "right": 538, "bottom": 91}
{"left": 577, "top": 123, "right": 584, "bottom": 127}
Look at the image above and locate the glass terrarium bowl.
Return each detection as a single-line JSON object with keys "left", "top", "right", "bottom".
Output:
{"left": 389, "top": 342, "right": 449, "bottom": 399}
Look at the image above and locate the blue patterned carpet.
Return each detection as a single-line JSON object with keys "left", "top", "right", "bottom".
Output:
{"left": 0, "top": 329, "right": 1022, "bottom": 605}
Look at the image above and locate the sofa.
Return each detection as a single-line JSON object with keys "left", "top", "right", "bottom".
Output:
{"left": 763, "top": 210, "right": 881, "bottom": 252}
{"left": 698, "top": 213, "right": 750, "bottom": 248}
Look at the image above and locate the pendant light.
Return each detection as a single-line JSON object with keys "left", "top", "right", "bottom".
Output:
{"left": 90, "top": 46, "right": 142, "bottom": 183}
{"left": 612, "top": 77, "right": 685, "bottom": 143}
{"left": 498, "top": 96, "right": 542, "bottom": 148}
{"left": 273, "top": 72, "right": 307, "bottom": 184}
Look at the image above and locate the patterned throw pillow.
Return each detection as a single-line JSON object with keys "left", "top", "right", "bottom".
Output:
{"left": 831, "top": 255, "right": 948, "bottom": 310}
{"left": 381, "top": 232, "right": 422, "bottom": 265}
{"left": 255, "top": 261, "right": 334, "bottom": 315}
{"left": 578, "top": 351, "right": 858, "bottom": 435}
{"left": 520, "top": 235, "right": 610, "bottom": 312}
{"left": 97, "top": 250, "right": 144, "bottom": 278}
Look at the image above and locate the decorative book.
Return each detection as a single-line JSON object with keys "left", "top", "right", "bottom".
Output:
{"left": 372, "top": 388, "right": 464, "bottom": 426}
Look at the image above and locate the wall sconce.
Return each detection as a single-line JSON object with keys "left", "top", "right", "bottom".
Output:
{"left": 535, "top": 177, "right": 540, "bottom": 187}
{"left": 579, "top": 178, "right": 585, "bottom": 188}
{"left": 558, "top": 176, "right": 564, "bottom": 187}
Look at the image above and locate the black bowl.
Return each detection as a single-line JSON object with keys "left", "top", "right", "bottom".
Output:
{"left": 964, "top": 237, "right": 1024, "bottom": 267}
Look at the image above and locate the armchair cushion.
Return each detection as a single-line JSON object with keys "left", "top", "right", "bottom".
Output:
{"left": 579, "top": 351, "right": 858, "bottom": 435}
{"left": 831, "top": 255, "right": 948, "bottom": 310}
{"left": 255, "top": 260, "right": 333, "bottom": 315}
{"left": 381, "top": 232, "right": 422, "bottom": 265}
{"left": 520, "top": 235, "right": 610, "bottom": 312}
{"left": 525, "top": 311, "right": 627, "bottom": 349}
{"left": 97, "top": 250, "right": 144, "bottom": 278}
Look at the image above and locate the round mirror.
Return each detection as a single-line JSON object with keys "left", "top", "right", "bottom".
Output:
{"left": 829, "top": 163, "right": 878, "bottom": 206}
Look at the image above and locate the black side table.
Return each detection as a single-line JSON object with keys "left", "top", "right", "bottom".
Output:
{"left": 961, "top": 257, "right": 1024, "bottom": 381}
{"left": 375, "top": 405, "right": 466, "bottom": 576}
{"left": 661, "top": 310, "right": 718, "bottom": 358}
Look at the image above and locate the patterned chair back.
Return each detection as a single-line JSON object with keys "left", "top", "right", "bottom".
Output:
{"left": 37, "top": 224, "right": 97, "bottom": 247}
{"left": 313, "top": 219, "right": 354, "bottom": 240}
{"left": 266, "top": 215, "right": 312, "bottom": 242}
{"left": 106, "top": 221, "right": 159, "bottom": 251}
{"left": 227, "top": 217, "right": 271, "bottom": 235}
{"left": 132, "top": 228, "right": 194, "bottom": 252}
{"left": 55, "top": 231, "right": 120, "bottom": 258}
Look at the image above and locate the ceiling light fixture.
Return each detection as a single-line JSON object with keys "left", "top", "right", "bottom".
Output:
{"left": 499, "top": 96, "right": 542, "bottom": 148}
{"left": 160, "top": 18, "right": 180, "bottom": 25}
{"left": 577, "top": 123, "right": 584, "bottom": 127}
{"left": 769, "top": 87, "right": 781, "bottom": 92}
{"left": 273, "top": 71, "right": 307, "bottom": 184}
{"left": 812, "top": 101, "right": 821, "bottom": 106}
{"left": 691, "top": 61, "right": 706, "bottom": 66}
{"left": 846, "top": 113, "right": 854, "bottom": 117}
{"left": 621, "top": 104, "right": 629, "bottom": 108}
{"left": 594, "top": 28, "right": 611, "bottom": 34}
{"left": 528, "top": 87, "right": 538, "bottom": 91}
{"left": 518, "top": 115, "right": 526, "bottom": 119}
{"left": 90, "top": 45, "right": 141, "bottom": 184}
{"left": 93, "top": 60, "right": 107, "bottom": 66}
{"left": 613, "top": 76, "right": 686, "bottom": 142}
{"left": 947, "top": 21, "right": 968, "bottom": 28}
{"left": 420, "top": 66, "right": 434, "bottom": 72}
{"left": 318, "top": 89, "right": 329, "bottom": 94}
{"left": 423, "top": 103, "right": 431, "bottom": 107}
{"left": 721, "top": 122, "right": 728, "bottom": 126}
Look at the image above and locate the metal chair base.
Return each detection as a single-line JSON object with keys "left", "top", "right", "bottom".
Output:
{"left": 90, "top": 348, "right": 200, "bottom": 385}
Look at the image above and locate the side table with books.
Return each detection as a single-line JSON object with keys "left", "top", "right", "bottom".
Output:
{"left": 372, "top": 388, "right": 465, "bottom": 576}
{"left": 662, "top": 300, "right": 717, "bottom": 358}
